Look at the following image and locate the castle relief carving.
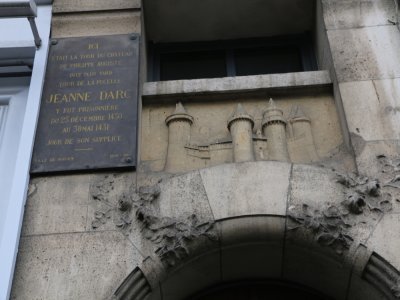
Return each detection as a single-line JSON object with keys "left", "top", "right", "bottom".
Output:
{"left": 140, "top": 93, "right": 350, "bottom": 173}
{"left": 163, "top": 99, "right": 321, "bottom": 172}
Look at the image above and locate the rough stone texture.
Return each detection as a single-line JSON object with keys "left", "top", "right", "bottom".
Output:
{"left": 11, "top": 231, "right": 143, "bottom": 300}
{"left": 87, "top": 172, "right": 136, "bottom": 232}
{"left": 53, "top": 0, "right": 141, "bottom": 13}
{"left": 141, "top": 94, "right": 348, "bottom": 173}
{"left": 52, "top": 11, "right": 141, "bottom": 38}
{"left": 322, "top": 0, "right": 397, "bottom": 30}
{"left": 288, "top": 161, "right": 399, "bottom": 256}
{"left": 355, "top": 140, "right": 400, "bottom": 178}
{"left": 340, "top": 80, "right": 400, "bottom": 141}
{"left": 366, "top": 214, "right": 400, "bottom": 271}
{"left": 289, "top": 164, "right": 344, "bottom": 209}
{"left": 142, "top": 71, "right": 331, "bottom": 97}
{"left": 328, "top": 25, "right": 400, "bottom": 82}
{"left": 132, "top": 181, "right": 216, "bottom": 267}
{"left": 200, "top": 161, "right": 291, "bottom": 219}
{"left": 21, "top": 175, "right": 91, "bottom": 236}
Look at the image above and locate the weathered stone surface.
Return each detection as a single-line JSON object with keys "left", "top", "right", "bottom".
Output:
{"left": 366, "top": 214, "right": 400, "bottom": 271}
{"left": 22, "top": 175, "right": 91, "bottom": 236}
{"left": 290, "top": 164, "right": 343, "bottom": 209}
{"left": 141, "top": 94, "right": 346, "bottom": 173}
{"left": 219, "top": 216, "right": 285, "bottom": 280}
{"left": 53, "top": 0, "right": 141, "bottom": 13}
{"left": 157, "top": 171, "right": 213, "bottom": 222}
{"left": 11, "top": 231, "right": 143, "bottom": 300}
{"left": 142, "top": 71, "right": 331, "bottom": 97}
{"left": 288, "top": 163, "right": 398, "bottom": 255}
{"left": 87, "top": 172, "right": 136, "bottom": 231}
{"left": 340, "top": 80, "right": 400, "bottom": 141}
{"left": 52, "top": 11, "right": 141, "bottom": 38}
{"left": 200, "top": 161, "right": 291, "bottom": 219}
{"left": 322, "top": 0, "right": 397, "bottom": 30}
{"left": 328, "top": 26, "right": 400, "bottom": 82}
{"left": 129, "top": 172, "right": 216, "bottom": 267}
{"left": 355, "top": 140, "right": 400, "bottom": 179}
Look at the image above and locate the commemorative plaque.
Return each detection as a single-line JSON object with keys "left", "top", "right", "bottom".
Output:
{"left": 31, "top": 34, "right": 139, "bottom": 173}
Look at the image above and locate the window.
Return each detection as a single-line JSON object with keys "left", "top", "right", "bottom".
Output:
{"left": 148, "top": 34, "right": 317, "bottom": 81}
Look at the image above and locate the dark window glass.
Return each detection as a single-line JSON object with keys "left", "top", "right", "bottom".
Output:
{"left": 150, "top": 35, "right": 317, "bottom": 81}
{"left": 160, "top": 50, "right": 226, "bottom": 81}
{"left": 235, "top": 46, "right": 302, "bottom": 76}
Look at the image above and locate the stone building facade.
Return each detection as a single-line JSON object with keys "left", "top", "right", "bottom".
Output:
{"left": 6, "top": 0, "right": 400, "bottom": 299}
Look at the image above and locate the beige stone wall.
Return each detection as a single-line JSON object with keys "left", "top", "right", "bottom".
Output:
{"left": 10, "top": 0, "right": 400, "bottom": 299}
{"left": 51, "top": 0, "right": 141, "bottom": 38}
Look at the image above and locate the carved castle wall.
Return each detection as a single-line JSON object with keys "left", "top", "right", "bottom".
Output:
{"left": 141, "top": 91, "right": 353, "bottom": 173}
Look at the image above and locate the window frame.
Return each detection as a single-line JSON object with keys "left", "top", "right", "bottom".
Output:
{"left": 0, "top": 5, "right": 52, "bottom": 300}
{"left": 148, "top": 33, "right": 317, "bottom": 82}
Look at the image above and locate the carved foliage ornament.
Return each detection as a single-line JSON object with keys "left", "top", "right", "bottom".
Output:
{"left": 132, "top": 185, "right": 216, "bottom": 267}
{"left": 89, "top": 177, "right": 216, "bottom": 267}
{"left": 289, "top": 155, "right": 399, "bottom": 255}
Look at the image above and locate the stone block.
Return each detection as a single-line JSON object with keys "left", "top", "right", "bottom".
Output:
{"left": 218, "top": 216, "right": 285, "bottom": 280}
{"left": 339, "top": 80, "right": 400, "bottom": 142}
{"left": 366, "top": 213, "right": 400, "bottom": 271}
{"left": 11, "top": 231, "right": 143, "bottom": 300}
{"left": 142, "top": 71, "right": 331, "bottom": 98}
{"left": 22, "top": 174, "right": 91, "bottom": 236}
{"left": 157, "top": 171, "right": 213, "bottom": 223}
{"left": 328, "top": 26, "right": 400, "bottom": 82}
{"left": 200, "top": 161, "right": 291, "bottom": 219}
{"left": 290, "top": 164, "right": 343, "bottom": 209}
{"left": 52, "top": 11, "right": 141, "bottom": 38}
{"left": 322, "top": 0, "right": 396, "bottom": 30}
{"left": 53, "top": 0, "right": 141, "bottom": 13}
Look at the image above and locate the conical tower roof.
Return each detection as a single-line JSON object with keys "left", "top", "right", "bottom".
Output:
{"left": 262, "top": 98, "right": 286, "bottom": 128}
{"left": 165, "top": 102, "right": 194, "bottom": 125}
{"left": 227, "top": 103, "right": 254, "bottom": 130}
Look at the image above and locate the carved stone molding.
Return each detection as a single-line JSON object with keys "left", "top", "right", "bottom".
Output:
{"left": 363, "top": 253, "right": 400, "bottom": 299}
{"left": 113, "top": 267, "right": 151, "bottom": 300}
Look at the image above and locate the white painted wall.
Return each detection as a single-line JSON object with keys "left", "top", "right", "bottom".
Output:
{"left": 0, "top": 6, "right": 51, "bottom": 300}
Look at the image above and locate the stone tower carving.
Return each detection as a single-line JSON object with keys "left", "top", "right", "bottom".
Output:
{"left": 227, "top": 103, "right": 255, "bottom": 162}
{"left": 164, "top": 102, "right": 193, "bottom": 172}
{"left": 288, "top": 105, "right": 319, "bottom": 162}
{"left": 262, "top": 98, "right": 290, "bottom": 162}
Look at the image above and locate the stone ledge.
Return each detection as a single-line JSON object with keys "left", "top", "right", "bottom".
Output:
{"left": 142, "top": 71, "right": 332, "bottom": 101}
{"left": 53, "top": 0, "right": 141, "bottom": 14}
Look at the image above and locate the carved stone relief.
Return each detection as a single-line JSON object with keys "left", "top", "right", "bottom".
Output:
{"left": 141, "top": 93, "right": 350, "bottom": 173}
{"left": 288, "top": 154, "right": 400, "bottom": 255}
{"left": 89, "top": 177, "right": 216, "bottom": 268}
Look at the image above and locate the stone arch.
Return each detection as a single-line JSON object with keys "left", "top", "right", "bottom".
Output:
{"left": 111, "top": 161, "right": 400, "bottom": 300}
